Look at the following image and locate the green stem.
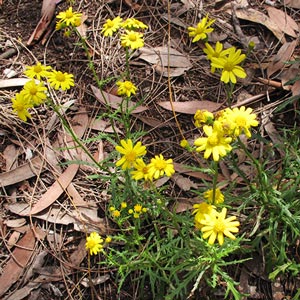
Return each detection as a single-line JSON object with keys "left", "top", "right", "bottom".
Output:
{"left": 212, "top": 161, "right": 218, "bottom": 204}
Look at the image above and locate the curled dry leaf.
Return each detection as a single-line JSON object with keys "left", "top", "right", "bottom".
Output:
{"left": 137, "top": 46, "right": 192, "bottom": 77}
{"left": 266, "top": 7, "right": 299, "bottom": 38}
{"left": 231, "top": 8, "right": 286, "bottom": 42}
{"left": 267, "top": 40, "right": 297, "bottom": 77}
{"left": 158, "top": 100, "right": 222, "bottom": 114}
{"left": 284, "top": 0, "right": 300, "bottom": 8}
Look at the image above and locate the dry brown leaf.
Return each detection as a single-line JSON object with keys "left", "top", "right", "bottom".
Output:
{"left": 171, "top": 174, "right": 198, "bottom": 191}
{"left": 233, "top": 8, "right": 286, "bottom": 42}
{"left": 91, "top": 85, "right": 148, "bottom": 113}
{"left": 284, "top": 0, "right": 300, "bottom": 8}
{"left": 27, "top": 0, "right": 57, "bottom": 45}
{"left": 138, "top": 46, "right": 192, "bottom": 77}
{"left": 0, "top": 228, "right": 36, "bottom": 297}
{"left": 4, "top": 282, "right": 41, "bottom": 300}
{"left": 30, "top": 164, "right": 79, "bottom": 214}
{"left": 3, "top": 144, "right": 18, "bottom": 171}
{"left": 267, "top": 40, "right": 297, "bottom": 77}
{"left": 6, "top": 203, "right": 107, "bottom": 233}
{"left": 291, "top": 80, "right": 300, "bottom": 96}
{"left": 158, "top": 100, "right": 222, "bottom": 114}
{"left": 4, "top": 218, "right": 27, "bottom": 228}
{"left": 0, "top": 78, "right": 32, "bottom": 88}
{"left": 7, "top": 231, "right": 21, "bottom": 249}
{"left": 267, "top": 7, "right": 299, "bottom": 38}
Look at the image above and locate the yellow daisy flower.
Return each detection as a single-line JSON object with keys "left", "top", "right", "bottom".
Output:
{"left": 22, "top": 80, "right": 47, "bottom": 105}
{"left": 122, "top": 18, "right": 148, "bottom": 30}
{"left": 203, "top": 188, "right": 224, "bottom": 205}
{"left": 222, "top": 106, "right": 259, "bottom": 138}
{"left": 187, "top": 15, "right": 215, "bottom": 43}
{"left": 101, "top": 16, "right": 123, "bottom": 36}
{"left": 47, "top": 70, "right": 74, "bottom": 90}
{"left": 115, "top": 139, "right": 147, "bottom": 170}
{"left": 194, "top": 121, "right": 232, "bottom": 161}
{"left": 148, "top": 154, "right": 175, "bottom": 179}
{"left": 24, "top": 62, "right": 52, "bottom": 80}
{"left": 131, "top": 158, "right": 152, "bottom": 181}
{"left": 200, "top": 207, "right": 240, "bottom": 245}
{"left": 112, "top": 210, "right": 121, "bottom": 217}
{"left": 211, "top": 47, "right": 247, "bottom": 84}
{"left": 203, "top": 42, "right": 230, "bottom": 73}
{"left": 56, "top": 7, "right": 82, "bottom": 27}
{"left": 116, "top": 80, "right": 137, "bottom": 98}
{"left": 134, "top": 204, "right": 143, "bottom": 213}
{"left": 11, "top": 91, "right": 32, "bottom": 122}
{"left": 85, "top": 232, "right": 103, "bottom": 255}
{"left": 120, "top": 30, "right": 144, "bottom": 49}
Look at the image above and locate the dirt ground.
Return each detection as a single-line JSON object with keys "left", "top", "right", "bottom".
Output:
{"left": 1, "top": 0, "right": 300, "bottom": 299}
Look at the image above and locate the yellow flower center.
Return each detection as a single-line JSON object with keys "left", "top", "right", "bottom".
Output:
{"left": 55, "top": 72, "right": 66, "bottom": 82}
{"left": 207, "top": 134, "right": 219, "bottom": 146}
{"left": 33, "top": 65, "right": 42, "bottom": 73}
{"left": 214, "top": 219, "right": 226, "bottom": 232}
{"left": 128, "top": 33, "right": 137, "bottom": 41}
{"left": 154, "top": 159, "right": 167, "bottom": 170}
{"left": 224, "top": 62, "right": 234, "bottom": 71}
{"left": 134, "top": 205, "right": 142, "bottom": 212}
{"left": 124, "top": 82, "right": 133, "bottom": 90}
{"left": 66, "top": 11, "right": 74, "bottom": 19}
{"left": 87, "top": 239, "right": 97, "bottom": 248}
{"left": 125, "top": 150, "right": 137, "bottom": 162}
{"left": 29, "top": 86, "right": 38, "bottom": 95}
{"left": 235, "top": 116, "right": 247, "bottom": 127}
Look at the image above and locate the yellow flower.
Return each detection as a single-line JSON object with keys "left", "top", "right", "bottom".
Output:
{"left": 194, "top": 121, "right": 232, "bottom": 161}
{"left": 22, "top": 80, "right": 47, "bottom": 105}
{"left": 101, "top": 16, "right": 123, "bottom": 36}
{"left": 203, "top": 42, "right": 230, "bottom": 73}
{"left": 200, "top": 207, "right": 240, "bottom": 245}
{"left": 134, "top": 204, "right": 143, "bottom": 213}
{"left": 133, "top": 213, "right": 140, "bottom": 218}
{"left": 131, "top": 158, "right": 152, "bottom": 181}
{"left": 85, "top": 232, "right": 103, "bottom": 255}
{"left": 115, "top": 139, "right": 147, "bottom": 170}
{"left": 109, "top": 206, "right": 115, "bottom": 211}
{"left": 194, "top": 110, "right": 214, "bottom": 127}
{"left": 24, "top": 62, "right": 52, "bottom": 80}
{"left": 148, "top": 154, "right": 175, "bottom": 179}
{"left": 56, "top": 7, "right": 82, "bottom": 27}
{"left": 222, "top": 106, "right": 259, "bottom": 138}
{"left": 120, "top": 30, "right": 144, "bottom": 49}
{"left": 11, "top": 91, "right": 32, "bottom": 121}
{"left": 204, "top": 188, "right": 224, "bottom": 205}
{"left": 47, "top": 70, "right": 74, "bottom": 90}
{"left": 180, "top": 139, "right": 189, "bottom": 149}
{"left": 116, "top": 80, "right": 137, "bottom": 98}
{"left": 193, "top": 202, "right": 216, "bottom": 229}
{"left": 105, "top": 236, "right": 112, "bottom": 243}
{"left": 121, "top": 202, "right": 127, "bottom": 209}
{"left": 112, "top": 210, "right": 121, "bottom": 217}
{"left": 122, "top": 18, "right": 148, "bottom": 30}
{"left": 211, "top": 47, "right": 247, "bottom": 84}
{"left": 142, "top": 207, "right": 147, "bottom": 213}
{"left": 187, "top": 16, "right": 215, "bottom": 42}
{"left": 128, "top": 209, "right": 134, "bottom": 214}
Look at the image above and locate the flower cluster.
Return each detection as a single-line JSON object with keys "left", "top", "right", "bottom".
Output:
{"left": 85, "top": 232, "right": 112, "bottom": 255}
{"left": 110, "top": 202, "right": 148, "bottom": 219}
{"left": 188, "top": 16, "right": 247, "bottom": 84}
{"left": 115, "top": 139, "right": 175, "bottom": 181}
{"left": 193, "top": 189, "right": 240, "bottom": 246}
{"left": 193, "top": 106, "right": 258, "bottom": 162}
{"left": 11, "top": 62, "right": 74, "bottom": 121}
{"left": 188, "top": 15, "right": 215, "bottom": 42}
{"left": 101, "top": 16, "right": 148, "bottom": 50}
{"left": 56, "top": 7, "right": 82, "bottom": 30}
{"left": 195, "top": 206, "right": 240, "bottom": 246}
